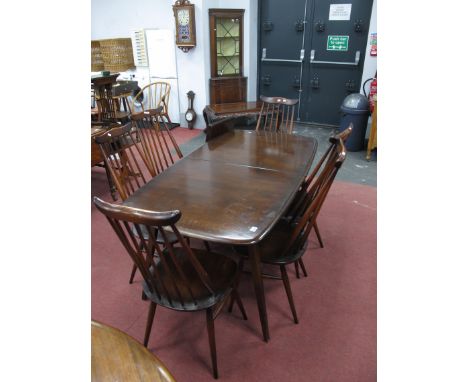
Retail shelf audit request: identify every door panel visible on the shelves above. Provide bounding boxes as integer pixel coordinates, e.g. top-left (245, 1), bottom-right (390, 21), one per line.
top-left (302, 0), bottom-right (373, 125)
top-left (258, 0), bottom-right (374, 126)
top-left (259, 0), bottom-right (307, 107)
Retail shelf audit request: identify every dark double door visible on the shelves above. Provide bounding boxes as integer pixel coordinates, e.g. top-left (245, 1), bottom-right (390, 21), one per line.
top-left (258, 0), bottom-right (374, 126)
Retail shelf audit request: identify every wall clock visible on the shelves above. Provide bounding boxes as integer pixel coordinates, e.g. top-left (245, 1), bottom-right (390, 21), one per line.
top-left (172, 0), bottom-right (196, 52)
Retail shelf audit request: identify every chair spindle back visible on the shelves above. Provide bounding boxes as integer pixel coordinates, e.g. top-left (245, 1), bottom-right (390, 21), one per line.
top-left (93, 197), bottom-right (215, 309)
top-left (283, 138), bottom-right (347, 257)
top-left (132, 82), bottom-right (171, 116)
top-left (94, 123), bottom-right (152, 201)
top-left (304, 124), bottom-right (353, 190)
top-left (255, 95), bottom-right (299, 134)
top-left (95, 85), bottom-right (117, 122)
top-left (131, 110), bottom-right (183, 177)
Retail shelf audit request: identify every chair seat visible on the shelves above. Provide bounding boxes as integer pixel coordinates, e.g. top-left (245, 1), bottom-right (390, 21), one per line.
top-left (131, 224), bottom-right (178, 244)
top-left (237, 220), bottom-right (306, 265)
top-left (143, 248), bottom-right (238, 311)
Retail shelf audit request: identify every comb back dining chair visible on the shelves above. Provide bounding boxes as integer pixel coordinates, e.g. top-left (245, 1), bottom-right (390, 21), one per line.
top-left (286, 126), bottom-right (352, 278)
top-left (129, 110), bottom-right (211, 283)
top-left (131, 109), bottom-right (183, 177)
top-left (94, 122), bottom-right (179, 283)
top-left (232, 137), bottom-right (348, 324)
top-left (94, 123), bottom-right (153, 201)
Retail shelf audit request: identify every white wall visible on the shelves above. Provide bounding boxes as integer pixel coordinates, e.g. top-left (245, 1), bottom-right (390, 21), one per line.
top-left (360, 0), bottom-right (377, 95)
top-left (359, 0), bottom-right (377, 137)
top-left (92, 0), bottom-right (258, 128)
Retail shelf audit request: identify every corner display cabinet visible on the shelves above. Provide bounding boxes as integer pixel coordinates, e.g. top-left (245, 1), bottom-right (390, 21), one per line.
top-left (209, 9), bottom-right (246, 104)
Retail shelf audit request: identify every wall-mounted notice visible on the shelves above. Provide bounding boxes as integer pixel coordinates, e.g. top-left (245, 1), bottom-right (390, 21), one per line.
top-left (370, 32), bottom-right (377, 56)
top-left (329, 4), bottom-right (352, 21)
top-left (327, 35), bottom-right (349, 51)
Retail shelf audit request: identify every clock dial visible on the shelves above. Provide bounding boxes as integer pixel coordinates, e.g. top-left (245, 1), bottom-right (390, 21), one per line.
top-left (186, 112), bottom-right (193, 121)
top-left (177, 9), bottom-right (190, 26)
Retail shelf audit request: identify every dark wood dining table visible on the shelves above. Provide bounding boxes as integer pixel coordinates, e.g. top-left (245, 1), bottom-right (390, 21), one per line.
top-left (124, 129), bottom-right (318, 341)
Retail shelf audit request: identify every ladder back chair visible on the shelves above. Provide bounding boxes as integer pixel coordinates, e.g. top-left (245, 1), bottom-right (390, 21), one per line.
top-left (255, 95), bottom-right (299, 134)
top-left (93, 197), bottom-right (248, 379)
top-left (233, 138), bottom-right (348, 324)
top-left (131, 109), bottom-right (183, 177)
top-left (94, 88), bottom-right (131, 125)
top-left (132, 82), bottom-right (172, 125)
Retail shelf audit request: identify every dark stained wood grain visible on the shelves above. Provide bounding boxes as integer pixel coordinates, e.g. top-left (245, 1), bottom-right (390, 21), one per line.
top-left (92, 320), bottom-right (176, 382)
top-left (192, 130), bottom-right (316, 173)
top-left (91, 127), bottom-right (106, 167)
top-left (209, 77), bottom-right (247, 104)
top-left (122, 129), bottom-right (317, 342)
top-left (206, 101), bottom-right (263, 117)
top-left (124, 130), bottom-right (317, 245)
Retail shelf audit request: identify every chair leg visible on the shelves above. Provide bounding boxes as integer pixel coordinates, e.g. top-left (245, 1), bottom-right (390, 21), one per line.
top-left (228, 258), bottom-right (244, 313)
top-left (298, 257), bottom-right (308, 277)
top-left (230, 289), bottom-right (248, 320)
top-left (227, 294), bottom-right (235, 313)
top-left (129, 264), bottom-right (137, 284)
top-left (280, 265), bottom-right (299, 324)
top-left (313, 221), bottom-right (324, 248)
top-left (206, 308), bottom-right (219, 379)
top-left (143, 302), bottom-right (157, 347)
top-left (164, 112), bottom-right (173, 127)
top-left (294, 261), bottom-right (300, 279)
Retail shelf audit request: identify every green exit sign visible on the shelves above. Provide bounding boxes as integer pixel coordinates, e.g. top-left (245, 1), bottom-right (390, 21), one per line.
top-left (327, 35), bottom-right (349, 51)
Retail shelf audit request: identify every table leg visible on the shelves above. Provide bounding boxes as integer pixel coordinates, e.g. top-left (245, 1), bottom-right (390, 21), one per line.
top-left (248, 244), bottom-right (270, 342)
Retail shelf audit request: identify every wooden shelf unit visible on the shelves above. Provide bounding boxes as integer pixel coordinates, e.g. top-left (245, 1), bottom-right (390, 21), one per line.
top-left (209, 8), bottom-right (246, 104)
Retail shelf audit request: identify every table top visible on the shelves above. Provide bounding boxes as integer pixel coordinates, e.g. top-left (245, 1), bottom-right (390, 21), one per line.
top-left (92, 321), bottom-right (176, 382)
top-left (206, 101), bottom-right (263, 116)
top-left (124, 130), bottom-right (317, 245)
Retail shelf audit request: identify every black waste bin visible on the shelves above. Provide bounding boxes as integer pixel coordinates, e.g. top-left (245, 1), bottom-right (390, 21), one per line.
top-left (339, 93), bottom-right (370, 151)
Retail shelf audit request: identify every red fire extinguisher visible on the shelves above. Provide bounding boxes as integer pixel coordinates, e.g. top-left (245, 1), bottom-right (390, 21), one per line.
top-left (363, 73), bottom-right (377, 114)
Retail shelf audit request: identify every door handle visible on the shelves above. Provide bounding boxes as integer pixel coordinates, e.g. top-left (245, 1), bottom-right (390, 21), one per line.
top-left (310, 50), bottom-right (361, 66)
top-left (262, 48), bottom-right (305, 63)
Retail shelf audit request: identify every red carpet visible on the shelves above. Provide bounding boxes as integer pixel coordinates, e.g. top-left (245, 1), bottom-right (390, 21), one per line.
top-left (167, 125), bottom-right (202, 145)
top-left (92, 127), bottom-right (376, 381)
